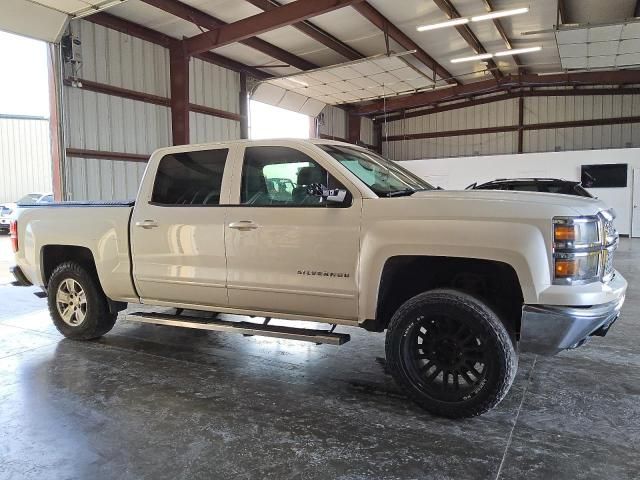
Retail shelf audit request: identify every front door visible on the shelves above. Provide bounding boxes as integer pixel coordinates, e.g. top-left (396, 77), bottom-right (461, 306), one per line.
top-left (131, 147), bottom-right (233, 307)
top-left (225, 144), bottom-right (361, 321)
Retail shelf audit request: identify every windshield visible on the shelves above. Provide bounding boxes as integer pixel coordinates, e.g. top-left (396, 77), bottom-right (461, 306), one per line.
top-left (17, 193), bottom-right (42, 204)
top-left (318, 144), bottom-right (434, 197)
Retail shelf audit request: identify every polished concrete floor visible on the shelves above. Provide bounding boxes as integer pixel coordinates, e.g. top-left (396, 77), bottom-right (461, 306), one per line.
top-left (1, 235), bottom-right (639, 479)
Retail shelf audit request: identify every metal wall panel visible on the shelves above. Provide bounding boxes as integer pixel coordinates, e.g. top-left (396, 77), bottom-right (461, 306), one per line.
top-left (383, 94), bottom-right (640, 160)
top-left (360, 116), bottom-right (376, 147)
top-left (523, 94), bottom-right (640, 153)
top-left (189, 57), bottom-right (240, 114)
top-left (63, 20), bottom-right (241, 200)
top-left (0, 117), bottom-right (52, 203)
top-left (318, 105), bottom-right (347, 139)
top-left (189, 112), bottom-right (241, 145)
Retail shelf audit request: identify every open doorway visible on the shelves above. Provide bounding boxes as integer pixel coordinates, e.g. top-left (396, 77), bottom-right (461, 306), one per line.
top-left (249, 100), bottom-right (310, 140)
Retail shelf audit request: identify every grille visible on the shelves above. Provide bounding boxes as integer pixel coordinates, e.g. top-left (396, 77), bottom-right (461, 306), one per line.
top-left (603, 249), bottom-right (615, 280)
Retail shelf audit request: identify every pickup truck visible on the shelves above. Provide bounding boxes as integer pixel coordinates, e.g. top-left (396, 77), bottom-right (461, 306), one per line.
top-left (10, 139), bottom-right (627, 418)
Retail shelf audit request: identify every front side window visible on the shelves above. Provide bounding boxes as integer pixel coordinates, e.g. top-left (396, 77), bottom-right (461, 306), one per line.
top-left (241, 146), bottom-right (350, 207)
top-left (318, 144), bottom-right (434, 197)
top-left (151, 149), bottom-right (228, 205)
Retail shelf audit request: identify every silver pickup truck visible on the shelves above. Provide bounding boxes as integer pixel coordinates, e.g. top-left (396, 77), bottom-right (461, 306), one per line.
top-left (10, 139), bottom-right (626, 418)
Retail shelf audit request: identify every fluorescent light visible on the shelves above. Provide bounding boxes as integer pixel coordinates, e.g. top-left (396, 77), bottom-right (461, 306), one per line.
top-left (417, 18), bottom-right (469, 32)
top-left (471, 7), bottom-right (529, 22)
top-left (451, 53), bottom-right (493, 63)
top-left (494, 46), bottom-right (542, 56)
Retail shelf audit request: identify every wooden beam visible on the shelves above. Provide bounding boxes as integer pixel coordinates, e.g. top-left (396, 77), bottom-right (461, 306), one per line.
top-left (352, 2), bottom-right (457, 85)
top-left (245, 0), bottom-right (364, 60)
top-left (64, 78), bottom-right (171, 107)
top-left (432, 0), bottom-right (501, 79)
top-left (384, 116), bottom-right (640, 142)
top-left (185, 0), bottom-right (365, 56)
top-left (358, 70), bottom-right (640, 114)
top-left (141, 0), bottom-right (317, 71)
top-left (66, 148), bottom-right (150, 162)
top-left (170, 45), bottom-right (190, 145)
top-left (86, 12), bottom-right (270, 78)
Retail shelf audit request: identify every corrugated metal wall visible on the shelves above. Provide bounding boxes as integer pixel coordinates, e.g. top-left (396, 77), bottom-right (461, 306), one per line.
top-left (0, 116), bottom-right (52, 203)
top-left (318, 105), bottom-right (347, 140)
top-left (383, 98), bottom-right (518, 160)
top-left (383, 92), bottom-right (640, 160)
top-left (360, 117), bottom-right (376, 148)
top-left (189, 57), bottom-right (241, 144)
top-left (63, 20), bottom-right (241, 200)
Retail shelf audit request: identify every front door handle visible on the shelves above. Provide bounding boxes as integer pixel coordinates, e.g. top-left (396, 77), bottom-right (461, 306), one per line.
top-left (228, 220), bottom-right (259, 231)
top-left (135, 220), bottom-right (159, 229)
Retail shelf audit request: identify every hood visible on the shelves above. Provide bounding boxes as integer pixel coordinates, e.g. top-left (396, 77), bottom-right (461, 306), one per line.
top-left (410, 189), bottom-right (607, 217)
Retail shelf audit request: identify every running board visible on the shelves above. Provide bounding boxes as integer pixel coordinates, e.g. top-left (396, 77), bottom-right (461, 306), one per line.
top-left (125, 312), bottom-right (350, 345)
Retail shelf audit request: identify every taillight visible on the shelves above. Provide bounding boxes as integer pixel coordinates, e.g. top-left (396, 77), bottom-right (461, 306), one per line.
top-left (9, 220), bottom-right (18, 252)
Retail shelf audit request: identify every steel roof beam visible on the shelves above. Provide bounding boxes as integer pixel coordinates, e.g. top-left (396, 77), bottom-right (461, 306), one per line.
top-left (141, 0), bottom-right (317, 71)
top-left (184, 0), bottom-right (365, 57)
top-left (432, 0), bottom-right (501, 79)
top-left (352, 2), bottom-right (457, 85)
top-left (245, 0), bottom-right (364, 61)
top-left (357, 70), bottom-right (640, 114)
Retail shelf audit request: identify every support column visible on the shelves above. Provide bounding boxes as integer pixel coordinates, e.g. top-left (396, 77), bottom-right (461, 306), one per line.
top-left (347, 112), bottom-right (361, 145)
top-left (47, 43), bottom-right (64, 201)
top-left (170, 45), bottom-right (190, 145)
top-left (239, 72), bottom-right (249, 139)
top-left (517, 95), bottom-right (524, 154)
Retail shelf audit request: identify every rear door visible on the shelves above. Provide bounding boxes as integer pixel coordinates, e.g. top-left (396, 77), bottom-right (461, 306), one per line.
top-left (131, 146), bottom-right (236, 308)
top-left (224, 144), bottom-right (362, 321)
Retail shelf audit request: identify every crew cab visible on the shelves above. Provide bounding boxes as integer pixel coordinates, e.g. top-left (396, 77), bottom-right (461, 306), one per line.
top-left (10, 139), bottom-right (627, 418)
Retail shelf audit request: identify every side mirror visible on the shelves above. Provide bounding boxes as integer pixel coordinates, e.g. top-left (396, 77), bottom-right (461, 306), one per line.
top-left (323, 188), bottom-right (347, 204)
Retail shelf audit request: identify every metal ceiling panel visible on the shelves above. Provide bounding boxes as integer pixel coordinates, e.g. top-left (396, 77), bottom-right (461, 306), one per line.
top-left (252, 52), bottom-right (433, 115)
top-left (0, 0), bottom-right (69, 42)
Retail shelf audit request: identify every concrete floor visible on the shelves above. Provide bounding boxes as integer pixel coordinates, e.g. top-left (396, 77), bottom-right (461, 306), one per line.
top-left (1, 234), bottom-right (639, 480)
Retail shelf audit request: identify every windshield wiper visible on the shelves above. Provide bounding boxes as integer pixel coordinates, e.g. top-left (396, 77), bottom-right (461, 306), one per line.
top-left (385, 189), bottom-right (416, 197)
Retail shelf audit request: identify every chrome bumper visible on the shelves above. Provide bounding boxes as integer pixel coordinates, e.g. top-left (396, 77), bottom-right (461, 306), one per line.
top-left (519, 295), bottom-right (625, 355)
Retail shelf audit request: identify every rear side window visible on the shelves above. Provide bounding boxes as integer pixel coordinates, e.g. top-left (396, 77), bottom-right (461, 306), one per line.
top-left (151, 149), bottom-right (228, 205)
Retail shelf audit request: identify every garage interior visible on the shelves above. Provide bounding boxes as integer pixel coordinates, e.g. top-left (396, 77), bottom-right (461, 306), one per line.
top-left (1, 0), bottom-right (640, 478)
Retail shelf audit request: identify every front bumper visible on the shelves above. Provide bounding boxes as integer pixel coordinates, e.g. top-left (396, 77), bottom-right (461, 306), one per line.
top-left (520, 293), bottom-right (625, 355)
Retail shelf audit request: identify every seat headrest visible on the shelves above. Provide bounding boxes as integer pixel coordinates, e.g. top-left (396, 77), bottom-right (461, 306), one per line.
top-left (297, 166), bottom-right (324, 185)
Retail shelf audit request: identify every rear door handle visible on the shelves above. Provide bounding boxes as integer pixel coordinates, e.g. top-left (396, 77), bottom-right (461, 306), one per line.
top-left (228, 220), bottom-right (259, 231)
top-left (135, 220), bottom-right (159, 229)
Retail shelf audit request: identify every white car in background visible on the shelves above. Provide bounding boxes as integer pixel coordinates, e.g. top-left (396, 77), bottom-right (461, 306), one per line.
top-left (1, 193), bottom-right (54, 234)
top-left (0, 204), bottom-right (13, 234)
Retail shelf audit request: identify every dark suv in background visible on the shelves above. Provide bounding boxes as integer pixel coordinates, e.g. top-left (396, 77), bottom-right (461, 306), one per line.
top-left (466, 178), bottom-right (595, 198)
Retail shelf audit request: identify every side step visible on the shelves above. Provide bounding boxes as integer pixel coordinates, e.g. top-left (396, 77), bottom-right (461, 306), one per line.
top-left (125, 312), bottom-right (350, 345)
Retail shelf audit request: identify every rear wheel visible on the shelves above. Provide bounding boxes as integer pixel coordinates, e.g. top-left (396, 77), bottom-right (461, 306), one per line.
top-left (385, 289), bottom-right (517, 418)
top-left (47, 262), bottom-right (117, 340)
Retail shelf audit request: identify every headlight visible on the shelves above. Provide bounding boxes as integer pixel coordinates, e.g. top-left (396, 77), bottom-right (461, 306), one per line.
top-left (552, 212), bottom-right (618, 285)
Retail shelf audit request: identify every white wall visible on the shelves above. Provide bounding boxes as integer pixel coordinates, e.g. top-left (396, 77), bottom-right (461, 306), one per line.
top-left (402, 148), bottom-right (640, 235)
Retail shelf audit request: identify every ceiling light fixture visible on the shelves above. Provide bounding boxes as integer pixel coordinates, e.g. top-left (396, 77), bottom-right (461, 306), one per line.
top-left (494, 46), bottom-right (542, 56)
top-left (450, 53), bottom-right (494, 63)
top-left (471, 7), bottom-right (529, 22)
top-left (416, 18), bottom-right (469, 32)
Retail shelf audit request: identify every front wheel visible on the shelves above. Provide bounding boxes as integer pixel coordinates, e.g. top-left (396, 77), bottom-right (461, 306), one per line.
top-left (47, 261), bottom-right (117, 340)
top-left (385, 289), bottom-right (517, 418)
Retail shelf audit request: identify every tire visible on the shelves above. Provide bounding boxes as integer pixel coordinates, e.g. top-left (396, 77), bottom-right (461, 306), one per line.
top-left (385, 289), bottom-right (517, 418)
top-left (47, 261), bottom-right (117, 340)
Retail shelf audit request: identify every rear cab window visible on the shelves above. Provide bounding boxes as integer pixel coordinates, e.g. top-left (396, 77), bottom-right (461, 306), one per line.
top-left (151, 149), bottom-right (229, 206)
